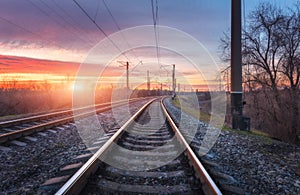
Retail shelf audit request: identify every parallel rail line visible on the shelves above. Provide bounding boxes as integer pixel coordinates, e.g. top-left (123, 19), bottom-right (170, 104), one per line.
top-left (0, 98), bottom-right (148, 144)
top-left (56, 98), bottom-right (221, 194)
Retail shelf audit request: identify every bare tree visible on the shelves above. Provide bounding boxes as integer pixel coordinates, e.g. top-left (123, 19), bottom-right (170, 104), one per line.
top-left (278, 4), bottom-right (300, 143)
top-left (242, 3), bottom-right (285, 90)
top-left (220, 2), bottom-right (300, 144)
top-left (279, 4), bottom-right (300, 90)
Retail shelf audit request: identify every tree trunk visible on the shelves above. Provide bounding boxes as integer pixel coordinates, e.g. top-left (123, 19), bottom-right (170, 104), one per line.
top-left (291, 89), bottom-right (300, 144)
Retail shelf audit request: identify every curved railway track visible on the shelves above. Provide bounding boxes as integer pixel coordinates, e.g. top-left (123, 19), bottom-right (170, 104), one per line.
top-left (56, 98), bottom-right (221, 195)
top-left (0, 98), bottom-right (147, 144)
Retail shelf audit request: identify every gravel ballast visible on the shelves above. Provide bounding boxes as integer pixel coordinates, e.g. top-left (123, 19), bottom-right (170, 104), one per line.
top-left (1, 97), bottom-right (299, 194)
top-left (0, 99), bottom-right (151, 194)
top-left (164, 97), bottom-right (300, 194)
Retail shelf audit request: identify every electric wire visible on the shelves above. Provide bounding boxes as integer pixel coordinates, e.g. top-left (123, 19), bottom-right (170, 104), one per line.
top-left (52, 0), bottom-right (99, 44)
top-left (0, 16), bottom-right (43, 40)
top-left (102, 0), bottom-right (141, 64)
top-left (27, 0), bottom-right (91, 47)
top-left (151, 0), bottom-right (168, 76)
top-left (73, 0), bottom-right (130, 62)
top-left (151, 0), bottom-right (160, 65)
top-left (94, 0), bottom-right (100, 21)
top-left (39, 0), bottom-right (95, 46)
top-left (0, 15), bottom-right (71, 51)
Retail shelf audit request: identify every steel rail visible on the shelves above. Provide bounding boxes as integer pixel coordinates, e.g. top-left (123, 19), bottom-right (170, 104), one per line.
top-left (55, 98), bottom-right (156, 195)
top-left (0, 98), bottom-right (143, 128)
top-left (0, 98), bottom-right (147, 143)
top-left (161, 98), bottom-right (222, 195)
top-left (56, 97), bottom-right (221, 195)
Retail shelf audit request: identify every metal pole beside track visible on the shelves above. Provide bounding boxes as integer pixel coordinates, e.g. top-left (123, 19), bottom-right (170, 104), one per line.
top-left (231, 0), bottom-right (243, 129)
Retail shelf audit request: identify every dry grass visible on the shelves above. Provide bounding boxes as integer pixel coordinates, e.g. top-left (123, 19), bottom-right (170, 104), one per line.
top-left (171, 94), bottom-right (291, 143)
top-left (171, 96), bottom-right (211, 123)
top-left (243, 89), bottom-right (300, 144)
top-left (0, 88), bottom-right (154, 121)
top-left (0, 89), bottom-right (72, 117)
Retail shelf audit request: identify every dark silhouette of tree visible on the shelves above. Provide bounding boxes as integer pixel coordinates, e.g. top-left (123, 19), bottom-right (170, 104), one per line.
top-left (279, 4), bottom-right (300, 90)
top-left (243, 3), bottom-right (284, 90)
top-left (220, 2), bottom-right (300, 144)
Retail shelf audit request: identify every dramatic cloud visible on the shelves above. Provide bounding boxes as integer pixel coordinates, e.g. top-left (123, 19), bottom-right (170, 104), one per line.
top-left (0, 0), bottom-right (231, 61)
top-left (0, 0), bottom-right (296, 89)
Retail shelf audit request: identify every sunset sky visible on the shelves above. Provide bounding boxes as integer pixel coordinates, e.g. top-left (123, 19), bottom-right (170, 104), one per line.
top-left (0, 0), bottom-right (296, 90)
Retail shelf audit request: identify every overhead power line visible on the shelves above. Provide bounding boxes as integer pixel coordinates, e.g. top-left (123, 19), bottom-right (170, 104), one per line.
top-left (52, 0), bottom-right (98, 44)
top-left (27, 0), bottom-right (90, 47)
top-left (102, 0), bottom-right (122, 31)
top-left (0, 15), bottom-right (68, 50)
top-left (39, 0), bottom-right (94, 46)
top-left (102, 0), bottom-right (140, 63)
top-left (151, 0), bottom-right (165, 73)
top-left (94, 0), bottom-right (100, 21)
top-left (73, 0), bottom-right (130, 61)
top-left (151, 0), bottom-right (158, 25)
top-left (0, 16), bottom-right (42, 39)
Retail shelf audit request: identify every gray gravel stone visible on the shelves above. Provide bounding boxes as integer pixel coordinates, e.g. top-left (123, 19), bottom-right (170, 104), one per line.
top-left (164, 97), bottom-right (300, 194)
top-left (0, 99), bottom-right (151, 194)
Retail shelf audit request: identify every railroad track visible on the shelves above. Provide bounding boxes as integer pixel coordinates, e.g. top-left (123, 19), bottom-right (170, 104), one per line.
top-left (0, 98), bottom-right (147, 144)
top-left (56, 98), bottom-right (221, 194)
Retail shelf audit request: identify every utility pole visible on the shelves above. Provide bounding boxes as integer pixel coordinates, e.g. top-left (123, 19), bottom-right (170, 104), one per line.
top-left (172, 64), bottom-right (176, 99)
top-left (231, 0), bottom-right (243, 129)
top-left (126, 61), bottom-right (129, 89)
top-left (174, 78), bottom-right (176, 92)
top-left (147, 70), bottom-right (150, 91)
top-left (118, 61), bottom-right (129, 89)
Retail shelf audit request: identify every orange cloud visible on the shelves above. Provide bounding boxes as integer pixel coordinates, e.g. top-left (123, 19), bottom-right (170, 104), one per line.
top-left (0, 54), bottom-right (79, 75)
